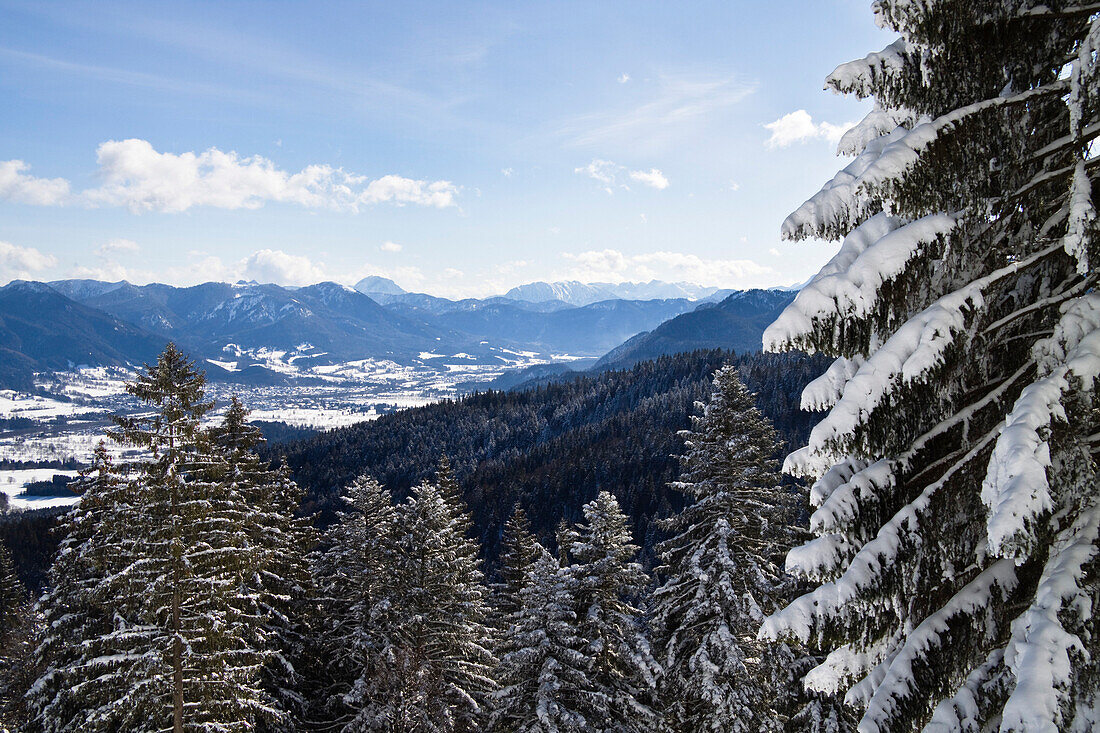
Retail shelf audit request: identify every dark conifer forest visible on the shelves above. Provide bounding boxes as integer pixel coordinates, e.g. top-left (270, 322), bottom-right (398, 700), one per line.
top-left (273, 349), bottom-right (827, 566)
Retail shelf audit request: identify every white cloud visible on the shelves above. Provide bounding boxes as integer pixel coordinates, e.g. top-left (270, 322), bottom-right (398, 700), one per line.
top-left (0, 139), bottom-right (460, 213)
top-left (380, 241), bottom-right (403, 253)
top-left (729, 181), bottom-right (740, 191)
top-left (357, 174), bottom-right (459, 209)
top-left (768, 247), bottom-right (781, 256)
top-left (240, 249), bottom-right (328, 286)
top-left (764, 110), bottom-right (853, 148)
top-left (0, 241), bottom-right (58, 283)
top-left (95, 238), bottom-right (141, 256)
top-left (561, 248), bottom-right (772, 287)
top-left (575, 159), bottom-right (669, 193)
top-left (617, 73), bottom-right (631, 84)
top-left (574, 159), bottom-right (617, 186)
top-left (628, 168), bottom-right (669, 190)
top-left (68, 262), bottom-right (139, 283)
top-left (0, 160), bottom-right (71, 206)
top-left (501, 167), bottom-right (513, 177)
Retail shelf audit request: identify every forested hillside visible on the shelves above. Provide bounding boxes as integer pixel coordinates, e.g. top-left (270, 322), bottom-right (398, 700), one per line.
top-left (275, 348), bottom-right (827, 564)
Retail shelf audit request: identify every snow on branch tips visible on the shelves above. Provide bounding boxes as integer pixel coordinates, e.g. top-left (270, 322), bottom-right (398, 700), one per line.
top-left (809, 459), bottom-right (894, 536)
top-left (764, 433), bottom-right (997, 648)
top-left (826, 38), bottom-right (911, 100)
top-left (803, 639), bottom-right (894, 698)
top-left (801, 356), bottom-right (865, 412)
top-left (768, 212), bottom-right (958, 355)
top-left (1064, 162), bottom-right (1096, 275)
top-left (780, 132), bottom-right (908, 242)
top-left (837, 104), bottom-right (921, 157)
top-left (1000, 499), bottom-right (1100, 733)
top-left (767, 213), bottom-right (907, 349)
top-left (859, 560), bottom-right (1020, 733)
top-left (804, 285), bottom-right (980, 454)
top-left (782, 83), bottom-right (1067, 243)
top-left (982, 293), bottom-right (1100, 561)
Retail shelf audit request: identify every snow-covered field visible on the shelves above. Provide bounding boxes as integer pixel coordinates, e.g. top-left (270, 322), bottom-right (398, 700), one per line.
top-left (1, 352), bottom-right (567, 466)
top-left (0, 469), bottom-right (81, 510)
top-left (0, 390), bottom-right (106, 420)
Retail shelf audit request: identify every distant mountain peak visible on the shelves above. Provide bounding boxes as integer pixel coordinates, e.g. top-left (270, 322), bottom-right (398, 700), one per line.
top-left (354, 275), bottom-right (407, 296)
top-left (503, 280), bottom-right (722, 306)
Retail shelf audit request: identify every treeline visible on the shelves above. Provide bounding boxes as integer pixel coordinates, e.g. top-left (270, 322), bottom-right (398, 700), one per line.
top-left (275, 349), bottom-right (828, 566)
top-left (0, 344), bottom-right (850, 732)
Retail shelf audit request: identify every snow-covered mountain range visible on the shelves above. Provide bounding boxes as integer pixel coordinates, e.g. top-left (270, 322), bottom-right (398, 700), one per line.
top-left (501, 280), bottom-right (732, 306)
top-left (0, 277), bottom-right (796, 391)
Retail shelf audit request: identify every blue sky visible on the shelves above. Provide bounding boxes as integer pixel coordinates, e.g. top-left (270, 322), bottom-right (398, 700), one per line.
top-left (0, 1), bottom-right (893, 297)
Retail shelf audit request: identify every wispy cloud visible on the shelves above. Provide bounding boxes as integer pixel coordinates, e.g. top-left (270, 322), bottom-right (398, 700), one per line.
top-left (83, 11), bottom-right (466, 118)
top-left (380, 241), bottom-right (403, 253)
top-left (95, 238), bottom-right (141, 256)
top-left (560, 248), bottom-right (771, 287)
top-left (0, 47), bottom-right (265, 104)
top-left (617, 73), bottom-right (631, 84)
top-left (574, 159), bottom-right (669, 193)
top-left (0, 140), bottom-right (461, 213)
top-left (764, 110), bottom-right (854, 148)
top-left (556, 72), bottom-right (756, 151)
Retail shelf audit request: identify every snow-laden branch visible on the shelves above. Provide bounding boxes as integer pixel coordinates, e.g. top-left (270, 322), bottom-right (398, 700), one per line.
top-left (782, 82), bottom-right (1068, 241)
top-left (858, 560), bottom-right (1020, 733)
top-left (802, 356), bottom-right (866, 412)
top-left (982, 293), bottom-right (1100, 560)
top-left (827, 38), bottom-right (911, 100)
top-left (1001, 498), bottom-right (1100, 733)
top-left (761, 424), bottom-right (999, 645)
top-left (803, 241), bottom-right (1065, 458)
top-left (768, 212), bottom-right (958, 352)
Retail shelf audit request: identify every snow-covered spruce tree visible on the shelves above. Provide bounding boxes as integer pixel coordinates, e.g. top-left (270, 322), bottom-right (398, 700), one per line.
top-left (28, 440), bottom-right (134, 731)
top-left (652, 365), bottom-right (848, 732)
top-left (760, 4), bottom-right (1100, 731)
top-left (389, 467), bottom-right (497, 732)
top-left (209, 396), bottom-right (317, 727)
top-left (311, 474), bottom-right (402, 730)
top-left (0, 541), bottom-right (23, 641)
top-left (490, 544), bottom-right (601, 732)
top-left (566, 491), bottom-right (660, 732)
top-left (493, 506), bottom-right (543, 627)
top-left (0, 536), bottom-right (29, 729)
top-left (31, 345), bottom-right (279, 731)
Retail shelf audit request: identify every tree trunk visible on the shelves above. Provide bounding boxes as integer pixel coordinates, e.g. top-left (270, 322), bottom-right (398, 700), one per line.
top-left (173, 582), bottom-right (183, 733)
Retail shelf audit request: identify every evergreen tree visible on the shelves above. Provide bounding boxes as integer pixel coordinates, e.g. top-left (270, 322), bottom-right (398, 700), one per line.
top-left (27, 440), bottom-right (132, 731)
top-left (0, 599), bottom-right (37, 731)
top-left (389, 467), bottom-right (497, 732)
top-left (209, 396), bottom-right (317, 727)
top-left (30, 345), bottom-right (279, 731)
top-left (652, 365), bottom-right (847, 732)
top-left (490, 545), bottom-right (600, 733)
top-left (0, 537), bottom-right (29, 730)
top-left (311, 474), bottom-right (401, 731)
top-left (493, 506), bottom-right (542, 626)
top-left (761, 4), bottom-right (1100, 731)
top-left (0, 543), bottom-right (24, 639)
top-left (566, 491), bottom-right (659, 732)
